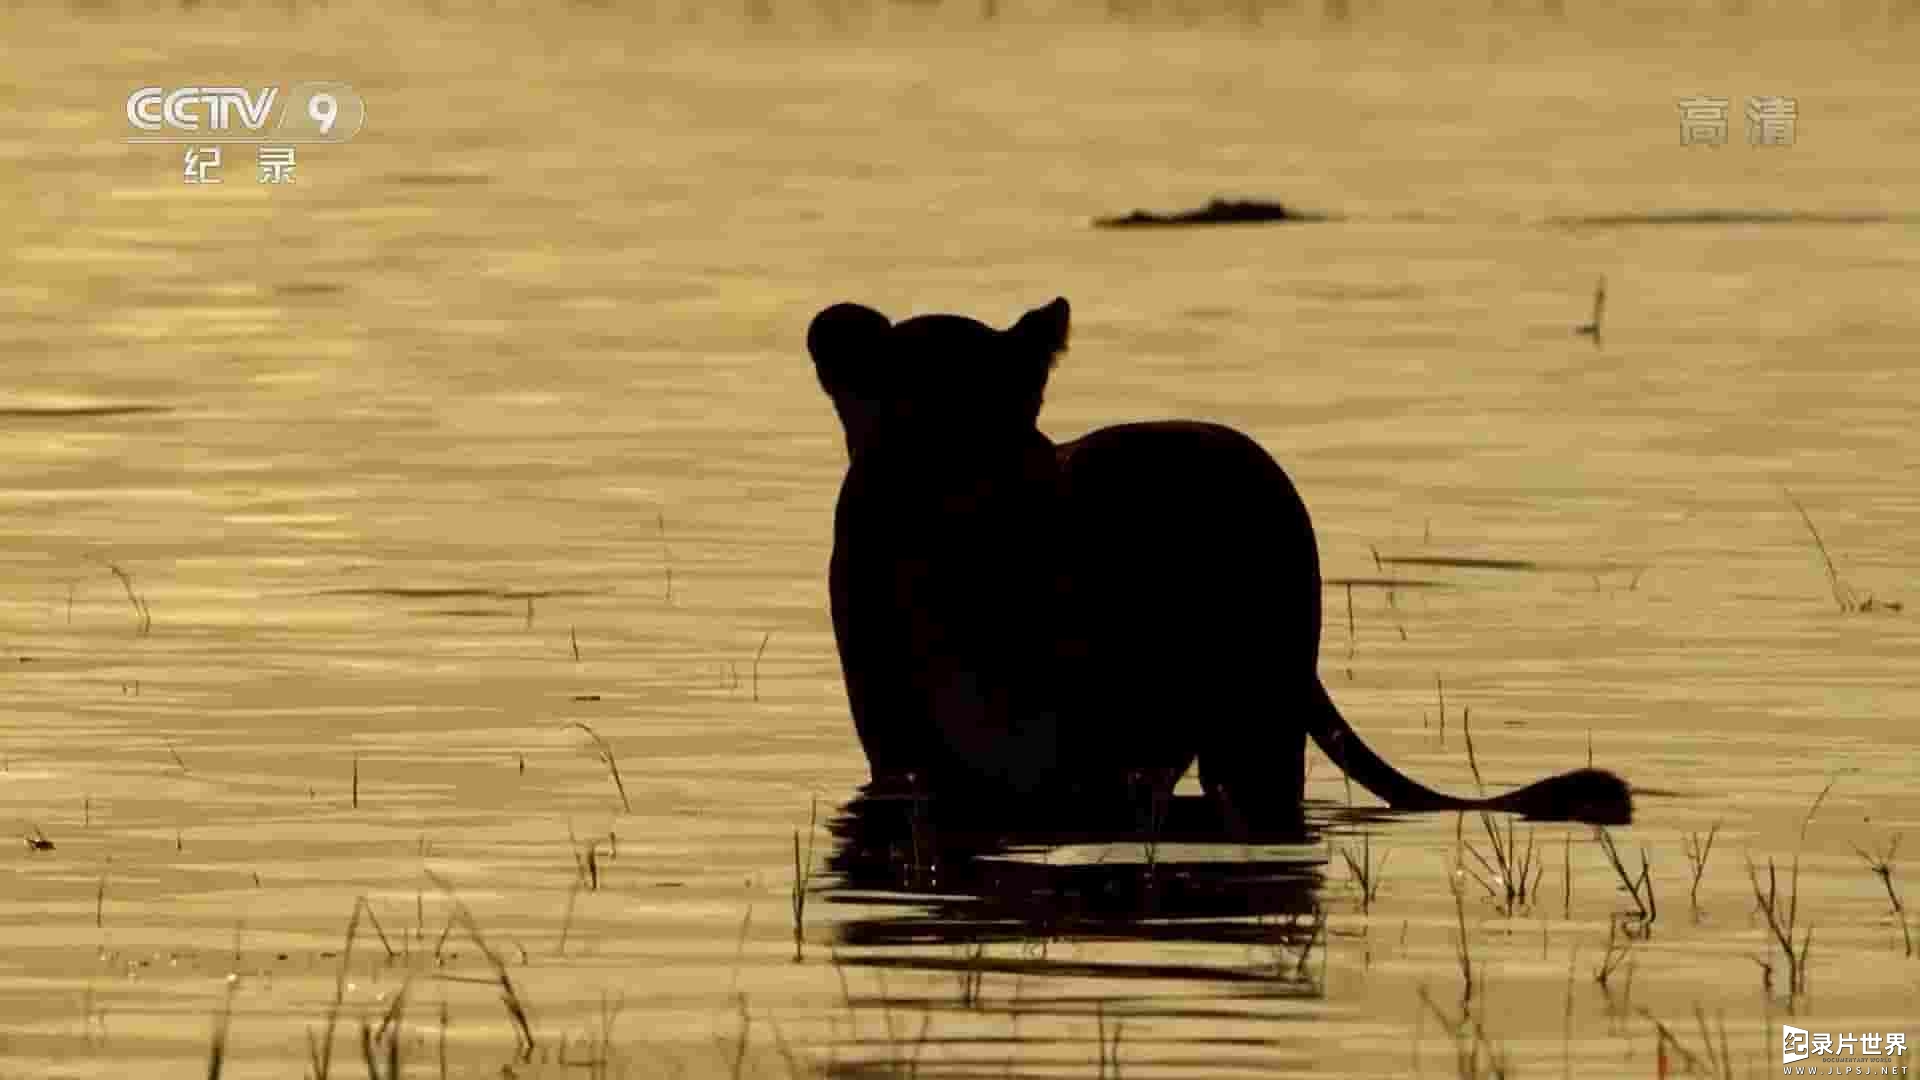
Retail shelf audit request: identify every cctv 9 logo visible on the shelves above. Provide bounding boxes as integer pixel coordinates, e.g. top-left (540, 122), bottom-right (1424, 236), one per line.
top-left (125, 82), bottom-right (366, 143)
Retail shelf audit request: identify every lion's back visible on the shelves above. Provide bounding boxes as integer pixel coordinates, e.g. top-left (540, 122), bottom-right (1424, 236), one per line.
top-left (1054, 420), bottom-right (1325, 680)
top-left (1056, 420), bottom-right (1317, 565)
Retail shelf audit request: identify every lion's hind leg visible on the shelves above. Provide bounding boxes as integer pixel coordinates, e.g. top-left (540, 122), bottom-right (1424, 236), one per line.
top-left (1196, 702), bottom-right (1308, 838)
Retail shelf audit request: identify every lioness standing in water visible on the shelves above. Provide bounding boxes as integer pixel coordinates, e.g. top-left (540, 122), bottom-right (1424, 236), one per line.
top-left (809, 297), bottom-right (1631, 832)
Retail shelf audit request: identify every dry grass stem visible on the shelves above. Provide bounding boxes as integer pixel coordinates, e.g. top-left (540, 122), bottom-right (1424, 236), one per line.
top-left (1852, 834), bottom-right (1913, 957)
top-left (1593, 827), bottom-right (1656, 934)
top-left (569, 720), bottom-right (631, 813)
top-left (1683, 821), bottom-right (1722, 915)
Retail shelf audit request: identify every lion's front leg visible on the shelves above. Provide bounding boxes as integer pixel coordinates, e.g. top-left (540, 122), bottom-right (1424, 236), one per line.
top-left (830, 541), bottom-right (929, 785)
top-left (920, 664), bottom-right (1062, 798)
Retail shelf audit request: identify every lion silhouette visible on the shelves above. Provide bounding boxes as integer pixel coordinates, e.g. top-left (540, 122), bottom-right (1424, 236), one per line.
top-left (808, 297), bottom-right (1632, 831)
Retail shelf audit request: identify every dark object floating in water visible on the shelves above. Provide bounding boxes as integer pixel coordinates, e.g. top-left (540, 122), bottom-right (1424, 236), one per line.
top-left (1379, 554), bottom-right (1540, 571)
top-left (1094, 198), bottom-right (1332, 228)
top-left (1324, 577), bottom-right (1452, 590)
top-left (1376, 554), bottom-right (1652, 576)
top-left (386, 172), bottom-right (490, 186)
top-left (0, 404), bottom-right (169, 419)
top-left (572, 694), bottom-right (602, 702)
top-left (1552, 210), bottom-right (1909, 227)
top-left (317, 586), bottom-right (597, 600)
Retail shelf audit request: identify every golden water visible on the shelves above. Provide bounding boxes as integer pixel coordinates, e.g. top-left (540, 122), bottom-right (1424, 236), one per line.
top-left (2, 4), bottom-right (1917, 1075)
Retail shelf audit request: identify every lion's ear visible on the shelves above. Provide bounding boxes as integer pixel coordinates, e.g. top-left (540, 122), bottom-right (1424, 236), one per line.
top-left (808, 302), bottom-right (892, 399)
top-left (1007, 297), bottom-right (1070, 366)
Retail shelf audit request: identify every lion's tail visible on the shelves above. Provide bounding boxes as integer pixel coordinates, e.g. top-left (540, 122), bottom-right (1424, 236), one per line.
top-left (1305, 680), bottom-right (1635, 824)
top-left (1304, 680), bottom-right (1476, 812)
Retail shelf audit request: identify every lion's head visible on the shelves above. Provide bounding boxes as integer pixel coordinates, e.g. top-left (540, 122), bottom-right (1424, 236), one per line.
top-left (807, 298), bottom-right (1071, 462)
top-left (809, 299), bottom-right (1077, 798)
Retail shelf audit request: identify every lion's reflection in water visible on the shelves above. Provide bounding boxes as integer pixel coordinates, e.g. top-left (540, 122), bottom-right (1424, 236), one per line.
top-left (815, 786), bottom-right (1399, 1076)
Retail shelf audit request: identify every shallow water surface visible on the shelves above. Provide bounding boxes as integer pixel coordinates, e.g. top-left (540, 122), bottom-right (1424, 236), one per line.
top-left (1, 5), bottom-right (1917, 1076)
